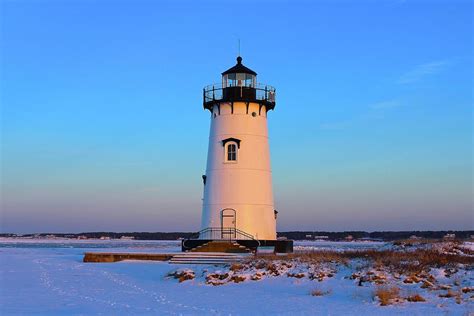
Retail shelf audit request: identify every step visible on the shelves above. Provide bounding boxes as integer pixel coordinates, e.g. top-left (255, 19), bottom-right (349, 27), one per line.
top-left (188, 241), bottom-right (253, 253)
top-left (175, 253), bottom-right (245, 257)
top-left (169, 261), bottom-right (235, 265)
top-left (170, 254), bottom-right (247, 259)
top-left (171, 256), bottom-right (240, 260)
top-left (169, 260), bottom-right (237, 264)
top-left (170, 258), bottom-right (238, 262)
top-left (169, 252), bottom-right (249, 265)
top-left (170, 258), bottom-right (237, 262)
top-left (180, 252), bottom-right (244, 255)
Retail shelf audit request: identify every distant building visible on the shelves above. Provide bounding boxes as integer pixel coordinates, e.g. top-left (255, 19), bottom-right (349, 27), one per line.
top-left (100, 236), bottom-right (111, 240)
top-left (305, 234), bottom-right (313, 239)
top-left (345, 235), bottom-right (354, 241)
top-left (359, 237), bottom-right (384, 242)
top-left (77, 235), bottom-right (88, 240)
top-left (120, 236), bottom-right (135, 240)
top-left (314, 236), bottom-right (329, 240)
top-left (443, 233), bottom-right (456, 240)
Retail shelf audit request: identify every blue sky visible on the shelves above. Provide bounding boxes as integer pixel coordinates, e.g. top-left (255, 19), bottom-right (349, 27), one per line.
top-left (1, 0), bottom-right (472, 233)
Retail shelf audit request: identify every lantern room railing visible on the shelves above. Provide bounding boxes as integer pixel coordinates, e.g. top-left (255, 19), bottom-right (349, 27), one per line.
top-left (203, 83), bottom-right (276, 111)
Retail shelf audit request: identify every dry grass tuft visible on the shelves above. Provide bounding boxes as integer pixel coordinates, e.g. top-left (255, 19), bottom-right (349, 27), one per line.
top-left (438, 289), bottom-right (462, 304)
top-left (439, 290), bottom-right (456, 298)
top-left (406, 294), bottom-right (426, 302)
top-left (229, 263), bottom-right (243, 272)
top-left (311, 289), bottom-right (331, 297)
top-left (374, 286), bottom-right (400, 306)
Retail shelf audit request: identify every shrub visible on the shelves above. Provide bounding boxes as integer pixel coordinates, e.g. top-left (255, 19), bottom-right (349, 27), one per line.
top-left (375, 286), bottom-right (400, 306)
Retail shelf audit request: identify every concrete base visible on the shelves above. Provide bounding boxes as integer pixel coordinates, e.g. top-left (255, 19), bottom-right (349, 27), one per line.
top-left (182, 239), bottom-right (293, 253)
top-left (83, 252), bottom-right (173, 263)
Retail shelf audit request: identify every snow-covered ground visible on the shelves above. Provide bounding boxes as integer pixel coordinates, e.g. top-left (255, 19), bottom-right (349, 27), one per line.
top-left (295, 240), bottom-right (388, 251)
top-left (0, 238), bottom-right (472, 315)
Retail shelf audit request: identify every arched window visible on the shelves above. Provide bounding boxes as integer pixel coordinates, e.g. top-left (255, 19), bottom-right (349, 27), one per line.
top-left (222, 137), bottom-right (240, 163)
top-left (226, 143), bottom-right (237, 162)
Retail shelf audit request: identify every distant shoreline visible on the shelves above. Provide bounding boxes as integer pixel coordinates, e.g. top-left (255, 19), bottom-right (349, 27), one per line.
top-left (1, 230), bottom-right (473, 241)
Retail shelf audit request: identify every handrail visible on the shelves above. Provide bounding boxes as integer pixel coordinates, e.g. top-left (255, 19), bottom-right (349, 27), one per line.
top-left (190, 227), bottom-right (261, 247)
top-left (203, 82), bottom-right (276, 107)
top-left (204, 83), bottom-right (275, 91)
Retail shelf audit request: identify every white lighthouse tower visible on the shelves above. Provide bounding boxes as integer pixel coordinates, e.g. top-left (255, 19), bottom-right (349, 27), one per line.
top-left (201, 56), bottom-right (276, 240)
top-left (181, 57), bottom-right (291, 253)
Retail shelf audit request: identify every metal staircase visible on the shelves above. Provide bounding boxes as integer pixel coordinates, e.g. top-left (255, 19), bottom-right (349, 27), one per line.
top-left (194, 227), bottom-right (258, 242)
top-left (181, 227), bottom-right (261, 253)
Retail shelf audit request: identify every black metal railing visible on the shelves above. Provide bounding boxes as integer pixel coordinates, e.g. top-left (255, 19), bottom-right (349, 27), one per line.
top-left (189, 227), bottom-right (258, 244)
top-left (203, 83), bottom-right (276, 109)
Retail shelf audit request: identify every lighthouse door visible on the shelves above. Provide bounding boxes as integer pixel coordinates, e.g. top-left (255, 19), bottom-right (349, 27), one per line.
top-left (221, 208), bottom-right (236, 239)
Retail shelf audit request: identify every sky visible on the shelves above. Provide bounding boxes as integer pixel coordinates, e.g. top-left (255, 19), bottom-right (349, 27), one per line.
top-left (1, 0), bottom-right (472, 233)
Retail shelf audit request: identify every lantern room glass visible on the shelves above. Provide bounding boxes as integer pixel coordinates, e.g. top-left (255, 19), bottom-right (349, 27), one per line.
top-left (222, 73), bottom-right (256, 88)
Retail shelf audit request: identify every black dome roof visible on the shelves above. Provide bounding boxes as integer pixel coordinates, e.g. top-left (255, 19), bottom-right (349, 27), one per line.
top-left (222, 56), bottom-right (257, 76)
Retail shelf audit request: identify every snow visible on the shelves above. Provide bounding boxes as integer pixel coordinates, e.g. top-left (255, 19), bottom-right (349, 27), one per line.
top-left (294, 240), bottom-right (388, 252)
top-left (0, 238), bottom-right (182, 252)
top-left (461, 241), bottom-right (474, 252)
top-left (0, 239), bottom-right (472, 315)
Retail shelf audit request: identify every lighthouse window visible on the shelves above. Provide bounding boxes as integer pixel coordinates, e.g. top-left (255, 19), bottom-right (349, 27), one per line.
top-left (223, 73), bottom-right (255, 88)
top-left (226, 143), bottom-right (237, 162)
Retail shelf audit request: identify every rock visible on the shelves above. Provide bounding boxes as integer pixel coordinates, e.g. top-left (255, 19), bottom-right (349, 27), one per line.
top-left (287, 272), bottom-right (305, 279)
top-left (231, 275), bottom-right (246, 283)
top-left (206, 272), bottom-right (229, 281)
top-left (266, 263), bottom-right (280, 276)
top-left (168, 269), bottom-right (195, 283)
top-left (462, 287), bottom-right (473, 293)
top-left (251, 273), bottom-right (263, 281)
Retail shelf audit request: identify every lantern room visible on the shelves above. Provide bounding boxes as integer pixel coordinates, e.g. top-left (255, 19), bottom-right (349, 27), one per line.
top-left (222, 56), bottom-right (257, 88)
top-left (203, 56), bottom-right (276, 112)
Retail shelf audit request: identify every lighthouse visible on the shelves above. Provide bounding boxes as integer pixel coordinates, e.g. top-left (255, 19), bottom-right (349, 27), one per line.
top-left (183, 57), bottom-right (292, 253)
